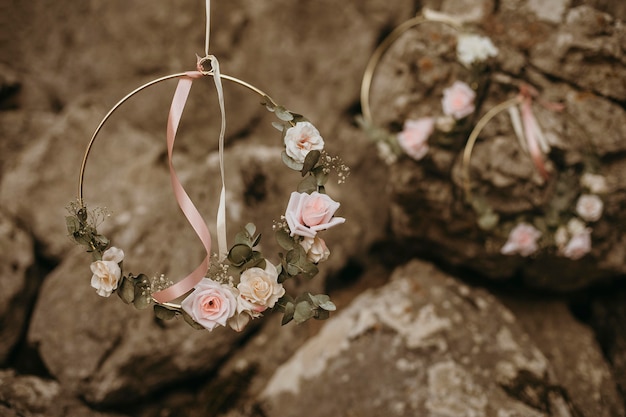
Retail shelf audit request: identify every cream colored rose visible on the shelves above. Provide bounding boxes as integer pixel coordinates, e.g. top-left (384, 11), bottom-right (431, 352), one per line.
top-left (237, 262), bottom-right (285, 316)
top-left (90, 247), bottom-right (124, 297)
top-left (284, 121), bottom-right (325, 163)
top-left (300, 236), bottom-right (330, 263)
top-left (580, 173), bottom-right (608, 194)
top-left (575, 194), bottom-right (603, 222)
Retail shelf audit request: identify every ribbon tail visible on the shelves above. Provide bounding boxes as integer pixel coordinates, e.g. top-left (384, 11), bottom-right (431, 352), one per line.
top-left (152, 74), bottom-right (212, 304)
top-left (209, 55), bottom-right (229, 261)
top-left (508, 104), bottom-right (527, 153)
top-left (521, 98), bottom-right (549, 180)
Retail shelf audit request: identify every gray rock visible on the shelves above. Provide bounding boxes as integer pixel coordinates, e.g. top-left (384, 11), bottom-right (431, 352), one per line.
top-left (0, 369), bottom-right (126, 417)
top-left (530, 6), bottom-right (626, 101)
top-left (0, 209), bottom-right (34, 364)
top-left (260, 260), bottom-right (602, 417)
top-left (501, 297), bottom-right (625, 417)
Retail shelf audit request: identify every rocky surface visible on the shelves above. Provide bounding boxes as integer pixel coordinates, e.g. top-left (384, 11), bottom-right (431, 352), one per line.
top-left (260, 260), bottom-right (624, 417)
top-left (0, 0), bottom-right (625, 416)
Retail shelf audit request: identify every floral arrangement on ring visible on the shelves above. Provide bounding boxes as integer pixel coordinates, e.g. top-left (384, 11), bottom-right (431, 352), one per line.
top-left (461, 81), bottom-right (607, 261)
top-left (67, 95), bottom-right (350, 332)
top-left (358, 10), bottom-right (499, 164)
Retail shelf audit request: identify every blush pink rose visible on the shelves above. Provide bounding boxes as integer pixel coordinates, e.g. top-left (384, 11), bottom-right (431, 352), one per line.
top-left (500, 223), bottom-right (542, 257)
top-left (442, 81), bottom-right (476, 120)
top-left (562, 229), bottom-right (592, 260)
top-left (397, 117), bottom-right (435, 161)
top-left (285, 191), bottom-right (345, 238)
top-left (182, 278), bottom-right (238, 331)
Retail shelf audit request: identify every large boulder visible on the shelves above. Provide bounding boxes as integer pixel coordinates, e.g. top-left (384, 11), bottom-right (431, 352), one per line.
top-left (259, 260), bottom-right (623, 417)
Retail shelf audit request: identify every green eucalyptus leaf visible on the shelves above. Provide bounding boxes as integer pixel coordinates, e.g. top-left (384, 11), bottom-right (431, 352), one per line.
top-left (312, 166), bottom-right (329, 186)
top-left (477, 211), bottom-right (499, 231)
top-left (310, 294), bottom-right (336, 311)
top-left (275, 106), bottom-right (294, 122)
top-left (66, 216), bottom-right (81, 235)
top-left (286, 264), bottom-right (301, 276)
top-left (297, 175), bottom-right (318, 194)
top-left (234, 230), bottom-right (251, 246)
top-left (300, 262), bottom-right (319, 279)
top-left (281, 301), bottom-right (295, 326)
top-left (132, 291), bottom-right (151, 310)
top-left (228, 244), bottom-right (253, 266)
top-left (271, 121), bottom-right (285, 131)
top-left (314, 309), bottom-right (330, 320)
top-left (262, 96), bottom-right (276, 112)
top-left (182, 310), bottom-right (206, 330)
top-left (117, 276), bottom-right (135, 304)
top-left (301, 150), bottom-right (321, 176)
top-left (282, 151), bottom-right (304, 171)
top-left (251, 233), bottom-right (262, 247)
top-left (294, 301), bottom-right (315, 324)
top-left (275, 228), bottom-right (296, 250)
top-left (154, 305), bottom-right (177, 321)
top-left (245, 223), bottom-right (256, 237)
top-left (77, 207), bottom-right (88, 222)
top-left (241, 256), bottom-right (266, 271)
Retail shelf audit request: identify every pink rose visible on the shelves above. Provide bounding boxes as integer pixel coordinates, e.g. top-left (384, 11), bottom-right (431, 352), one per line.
top-left (500, 223), bottom-right (542, 257)
top-left (285, 191), bottom-right (345, 238)
top-left (575, 194), bottom-right (603, 222)
top-left (90, 247), bottom-right (124, 297)
top-left (562, 229), bottom-right (592, 260)
top-left (182, 278), bottom-right (238, 331)
top-left (442, 81), bottom-right (476, 120)
top-left (397, 117), bottom-right (435, 161)
top-left (284, 121), bottom-right (325, 163)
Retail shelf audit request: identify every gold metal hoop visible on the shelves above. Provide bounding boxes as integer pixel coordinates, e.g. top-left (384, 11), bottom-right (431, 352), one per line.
top-left (77, 71), bottom-right (278, 204)
top-left (359, 14), bottom-right (462, 126)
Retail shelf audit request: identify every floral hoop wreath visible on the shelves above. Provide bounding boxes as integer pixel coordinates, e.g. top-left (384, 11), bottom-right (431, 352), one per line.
top-left (460, 80), bottom-right (606, 260)
top-left (66, 52), bottom-right (349, 332)
top-left (359, 9), bottom-right (499, 164)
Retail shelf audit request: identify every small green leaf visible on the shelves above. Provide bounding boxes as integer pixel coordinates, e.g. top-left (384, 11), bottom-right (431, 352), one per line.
top-left (117, 276), bottom-right (135, 304)
top-left (262, 96), bottom-right (276, 112)
top-left (310, 294), bottom-right (336, 311)
top-left (297, 175), bottom-right (318, 194)
top-left (314, 309), bottom-right (330, 320)
top-left (275, 106), bottom-right (294, 122)
top-left (312, 166), bottom-right (329, 186)
top-left (228, 244), bottom-right (253, 266)
top-left (154, 305), bottom-right (176, 321)
top-left (282, 151), bottom-right (304, 171)
top-left (477, 211), bottom-right (499, 231)
top-left (281, 302), bottom-right (295, 325)
top-left (182, 310), bottom-right (206, 330)
top-left (275, 228), bottom-right (296, 250)
top-left (301, 150), bottom-right (321, 176)
top-left (77, 207), bottom-right (88, 222)
top-left (66, 216), bottom-right (80, 235)
top-left (299, 262), bottom-right (319, 279)
top-left (294, 301), bottom-right (315, 323)
top-left (271, 122), bottom-right (285, 131)
top-left (244, 223), bottom-right (256, 237)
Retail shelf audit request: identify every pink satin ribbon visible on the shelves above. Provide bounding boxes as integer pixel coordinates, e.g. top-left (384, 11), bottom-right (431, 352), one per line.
top-left (152, 70), bottom-right (212, 304)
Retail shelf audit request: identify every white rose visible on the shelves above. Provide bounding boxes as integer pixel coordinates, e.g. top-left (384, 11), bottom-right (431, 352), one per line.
top-left (580, 173), bottom-right (608, 194)
top-left (456, 34), bottom-right (499, 67)
top-left (567, 217), bottom-right (587, 235)
top-left (237, 262), bottom-right (285, 315)
top-left (575, 194), bottom-right (603, 222)
top-left (561, 229), bottom-right (592, 260)
top-left (284, 121), bottom-right (325, 163)
top-left (90, 247), bottom-right (124, 297)
top-left (300, 236), bottom-right (330, 263)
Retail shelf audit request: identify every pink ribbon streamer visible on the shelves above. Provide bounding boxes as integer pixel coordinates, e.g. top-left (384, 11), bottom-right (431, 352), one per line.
top-left (152, 71), bottom-right (212, 304)
top-left (518, 84), bottom-right (551, 180)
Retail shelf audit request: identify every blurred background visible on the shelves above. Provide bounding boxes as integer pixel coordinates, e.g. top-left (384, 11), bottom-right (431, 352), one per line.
top-left (1, 0), bottom-right (625, 416)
